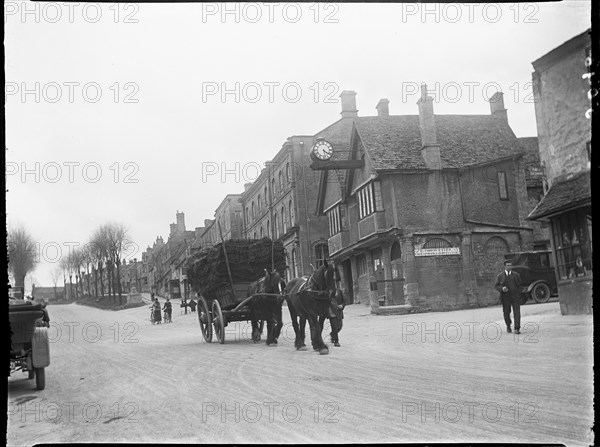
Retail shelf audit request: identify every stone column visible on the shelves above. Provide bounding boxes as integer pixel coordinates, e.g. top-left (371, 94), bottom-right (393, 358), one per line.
top-left (401, 236), bottom-right (419, 307)
top-left (460, 231), bottom-right (477, 306)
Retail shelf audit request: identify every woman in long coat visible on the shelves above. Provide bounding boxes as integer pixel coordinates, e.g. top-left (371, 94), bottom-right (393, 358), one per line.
top-left (152, 298), bottom-right (162, 324)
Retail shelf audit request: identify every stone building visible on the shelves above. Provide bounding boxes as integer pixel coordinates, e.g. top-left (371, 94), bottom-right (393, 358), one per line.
top-left (518, 137), bottom-right (551, 250)
top-left (240, 92), bottom-right (357, 280)
top-left (147, 211), bottom-right (195, 297)
top-left (314, 85), bottom-right (536, 313)
top-left (528, 29), bottom-right (592, 315)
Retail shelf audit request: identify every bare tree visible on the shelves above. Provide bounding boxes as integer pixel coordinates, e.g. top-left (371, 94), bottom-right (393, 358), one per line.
top-left (90, 227), bottom-right (110, 300)
top-left (81, 244), bottom-right (93, 297)
top-left (104, 222), bottom-right (131, 305)
top-left (8, 225), bottom-right (38, 298)
top-left (50, 268), bottom-right (62, 301)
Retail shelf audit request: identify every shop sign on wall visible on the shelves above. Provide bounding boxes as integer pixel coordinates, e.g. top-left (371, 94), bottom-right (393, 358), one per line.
top-left (414, 247), bottom-right (461, 257)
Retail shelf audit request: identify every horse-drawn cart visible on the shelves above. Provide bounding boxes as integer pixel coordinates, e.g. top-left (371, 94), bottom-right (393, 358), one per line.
top-left (9, 300), bottom-right (50, 390)
top-left (187, 237), bottom-right (286, 345)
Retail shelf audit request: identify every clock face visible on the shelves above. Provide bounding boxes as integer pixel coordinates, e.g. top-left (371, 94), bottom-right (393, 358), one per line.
top-left (312, 140), bottom-right (334, 160)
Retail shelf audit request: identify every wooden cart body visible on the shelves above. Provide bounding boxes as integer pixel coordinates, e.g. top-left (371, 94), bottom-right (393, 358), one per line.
top-left (197, 282), bottom-right (284, 344)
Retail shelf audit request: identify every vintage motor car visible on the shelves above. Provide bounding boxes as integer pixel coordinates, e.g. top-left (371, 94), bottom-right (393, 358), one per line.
top-left (9, 299), bottom-right (50, 390)
top-left (504, 250), bottom-right (558, 304)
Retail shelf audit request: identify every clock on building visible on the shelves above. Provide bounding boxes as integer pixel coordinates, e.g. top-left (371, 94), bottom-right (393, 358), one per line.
top-left (310, 138), bottom-right (334, 162)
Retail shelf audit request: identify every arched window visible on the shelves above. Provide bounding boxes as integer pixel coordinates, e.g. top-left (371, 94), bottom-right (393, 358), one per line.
top-left (264, 186), bottom-right (268, 206)
top-left (485, 236), bottom-right (509, 255)
top-left (291, 248), bottom-right (298, 278)
top-left (274, 213), bottom-right (279, 239)
top-left (423, 238), bottom-right (453, 249)
top-left (289, 200), bottom-right (294, 226)
top-left (271, 178), bottom-right (276, 197)
top-left (284, 251), bottom-right (290, 281)
top-left (258, 194), bottom-right (262, 212)
top-left (390, 241), bottom-right (402, 261)
top-left (260, 226), bottom-right (264, 238)
top-left (266, 220), bottom-right (270, 238)
top-left (253, 230), bottom-right (257, 239)
top-left (251, 202), bottom-right (255, 219)
top-left (244, 207), bottom-right (249, 226)
top-left (281, 205), bottom-right (287, 233)
top-left (286, 163), bottom-right (290, 184)
top-left (278, 171), bottom-right (283, 194)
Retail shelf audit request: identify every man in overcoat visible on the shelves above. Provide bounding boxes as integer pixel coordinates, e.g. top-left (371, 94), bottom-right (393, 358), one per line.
top-left (494, 260), bottom-right (523, 334)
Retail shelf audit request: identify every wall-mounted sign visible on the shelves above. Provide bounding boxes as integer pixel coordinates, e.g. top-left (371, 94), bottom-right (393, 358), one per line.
top-left (414, 247), bottom-right (460, 257)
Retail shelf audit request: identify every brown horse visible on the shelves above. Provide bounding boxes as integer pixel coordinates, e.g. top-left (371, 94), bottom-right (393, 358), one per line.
top-left (284, 260), bottom-right (339, 355)
top-left (247, 269), bottom-right (285, 346)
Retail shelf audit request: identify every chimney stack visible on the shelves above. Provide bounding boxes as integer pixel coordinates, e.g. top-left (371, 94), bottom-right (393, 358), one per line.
top-left (489, 91), bottom-right (507, 120)
top-left (417, 83), bottom-right (441, 169)
top-left (176, 211), bottom-right (185, 233)
top-left (376, 99), bottom-right (390, 117)
top-left (340, 90), bottom-right (358, 118)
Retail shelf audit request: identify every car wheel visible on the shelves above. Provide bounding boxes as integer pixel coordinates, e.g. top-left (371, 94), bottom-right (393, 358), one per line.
top-left (531, 282), bottom-right (551, 303)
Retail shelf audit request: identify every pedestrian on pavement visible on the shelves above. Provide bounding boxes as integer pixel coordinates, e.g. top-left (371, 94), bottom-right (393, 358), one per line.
top-left (152, 297), bottom-right (162, 324)
top-left (163, 298), bottom-right (172, 323)
top-left (151, 291), bottom-right (155, 301)
top-left (494, 260), bottom-right (523, 334)
top-left (330, 289), bottom-right (346, 347)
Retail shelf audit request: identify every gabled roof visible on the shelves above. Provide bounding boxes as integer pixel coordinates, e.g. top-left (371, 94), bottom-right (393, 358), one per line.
top-left (528, 170), bottom-right (590, 220)
top-left (353, 114), bottom-right (524, 171)
top-left (315, 117), bottom-right (359, 214)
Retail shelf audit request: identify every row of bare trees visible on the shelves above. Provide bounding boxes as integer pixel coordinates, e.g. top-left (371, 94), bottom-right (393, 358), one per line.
top-left (57, 222), bottom-right (132, 304)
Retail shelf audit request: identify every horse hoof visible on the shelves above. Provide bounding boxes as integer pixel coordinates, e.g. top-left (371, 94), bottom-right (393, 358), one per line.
top-left (319, 348), bottom-right (329, 355)
top-left (297, 346), bottom-right (308, 351)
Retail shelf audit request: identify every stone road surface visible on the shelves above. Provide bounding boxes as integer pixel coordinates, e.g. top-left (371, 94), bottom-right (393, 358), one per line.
top-left (8, 296), bottom-right (593, 445)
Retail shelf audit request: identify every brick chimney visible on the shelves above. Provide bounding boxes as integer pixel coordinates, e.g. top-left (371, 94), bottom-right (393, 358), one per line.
top-left (417, 83), bottom-right (441, 169)
top-left (376, 99), bottom-right (389, 117)
top-left (489, 91), bottom-right (507, 120)
top-left (340, 90), bottom-right (358, 118)
top-left (176, 211), bottom-right (185, 233)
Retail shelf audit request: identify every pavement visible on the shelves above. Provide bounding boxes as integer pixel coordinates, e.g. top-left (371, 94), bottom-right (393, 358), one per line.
top-left (7, 298), bottom-right (593, 445)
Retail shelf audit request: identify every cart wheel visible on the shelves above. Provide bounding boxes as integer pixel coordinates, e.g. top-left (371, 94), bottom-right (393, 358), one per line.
top-left (532, 282), bottom-right (551, 303)
top-left (212, 300), bottom-right (225, 344)
top-left (28, 370), bottom-right (35, 380)
top-left (198, 296), bottom-right (213, 343)
top-left (35, 368), bottom-right (45, 390)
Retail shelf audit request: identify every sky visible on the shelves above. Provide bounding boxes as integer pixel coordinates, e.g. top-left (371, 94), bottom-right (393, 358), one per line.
top-left (5, 0), bottom-right (591, 290)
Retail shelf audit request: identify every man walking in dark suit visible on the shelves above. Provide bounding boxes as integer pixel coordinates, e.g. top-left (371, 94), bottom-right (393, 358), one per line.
top-left (495, 260), bottom-right (523, 334)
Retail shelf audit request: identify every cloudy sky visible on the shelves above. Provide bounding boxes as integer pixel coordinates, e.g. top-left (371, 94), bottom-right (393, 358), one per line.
top-left (5, 1), bottom-right (591, 289)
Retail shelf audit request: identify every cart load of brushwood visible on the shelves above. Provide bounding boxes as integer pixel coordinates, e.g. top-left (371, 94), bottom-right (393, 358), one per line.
top-left (186, 238), bottom-right (286, 306)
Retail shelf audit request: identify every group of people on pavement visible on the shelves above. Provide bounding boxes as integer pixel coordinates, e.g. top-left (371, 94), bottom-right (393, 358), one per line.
top-left (150, 292), bottom-right (172, 324)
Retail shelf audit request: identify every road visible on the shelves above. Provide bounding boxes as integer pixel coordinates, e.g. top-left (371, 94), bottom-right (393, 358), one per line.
top-left (8, 296), bottom-right (593, 445)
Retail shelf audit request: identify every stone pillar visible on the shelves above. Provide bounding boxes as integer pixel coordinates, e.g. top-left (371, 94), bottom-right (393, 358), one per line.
top-left (381, 242), bottom-right (394, 305)
top-left (401, 236), bottom-right (419, 307)
top-left (460, 232), bottom-right (478, 306)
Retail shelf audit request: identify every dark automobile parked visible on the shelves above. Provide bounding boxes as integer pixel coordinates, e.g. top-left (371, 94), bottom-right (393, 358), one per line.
top-left (504, 250), bottom-right (558, 304)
